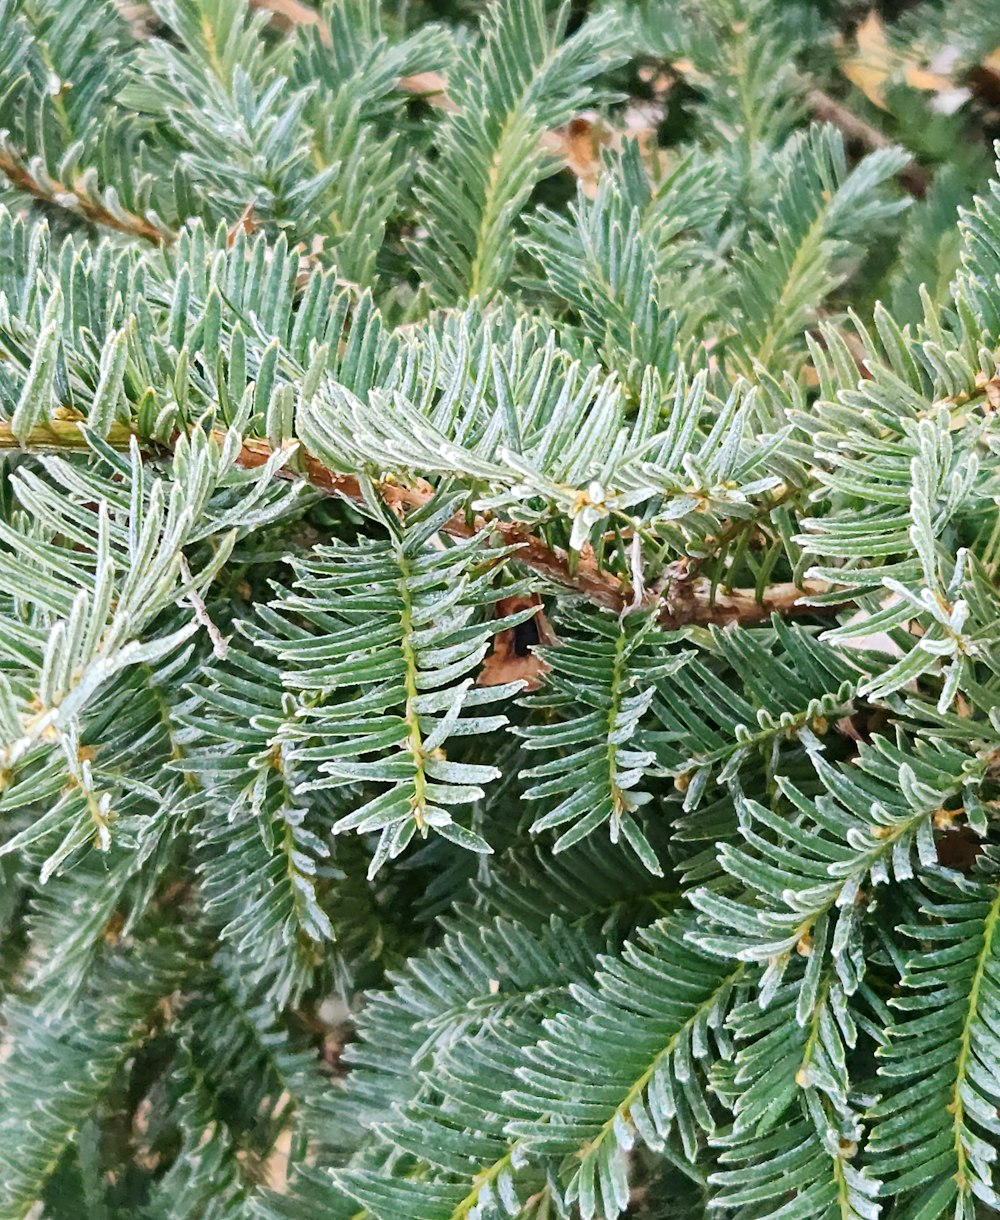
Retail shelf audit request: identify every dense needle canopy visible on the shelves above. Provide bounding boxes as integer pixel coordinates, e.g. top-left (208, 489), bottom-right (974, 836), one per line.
top-left (3, 1), bottom-right (1000, 1218)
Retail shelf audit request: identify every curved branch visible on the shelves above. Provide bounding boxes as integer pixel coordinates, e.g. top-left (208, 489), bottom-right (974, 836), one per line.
top-left (1, 419), bottom-right (835, 626)
top-left (236, 437), bottom-right (833, 623)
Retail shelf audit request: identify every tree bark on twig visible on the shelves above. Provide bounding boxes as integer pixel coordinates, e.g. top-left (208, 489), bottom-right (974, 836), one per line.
top-left (0, 419), bottom-right (834, 628)
top-left (0, 149), bottom-right (170, 246)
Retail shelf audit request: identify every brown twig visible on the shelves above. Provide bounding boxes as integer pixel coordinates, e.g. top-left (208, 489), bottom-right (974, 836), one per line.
top-left (0, 148), bottom-right (172, 246)
top-left (655, 573), bottom-right (831, 629)
top-left (806, 88), bottom-right (930, 197)
top-left (234, 436), bottom-right (648, 611)
top-left (2, 419), bottom-right (835, 627)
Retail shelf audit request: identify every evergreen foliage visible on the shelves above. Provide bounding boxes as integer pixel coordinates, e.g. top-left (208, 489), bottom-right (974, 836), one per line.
top-left (5, 1), bottom-right (1000, 1217)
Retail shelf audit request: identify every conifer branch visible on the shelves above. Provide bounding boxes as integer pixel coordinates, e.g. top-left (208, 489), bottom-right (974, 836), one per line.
top-left (0, 147), bottom-right (172, 246)
top-left (0, 418), bottom-right (832, 627)
top-left (3, 4), bottom-right (997, 1214)
top-left (203, 433), bottom-right (834, 623)
top-left (244, 440), bottom-right (834, 625)
top-left (654, 571), bottom-right (831, 629)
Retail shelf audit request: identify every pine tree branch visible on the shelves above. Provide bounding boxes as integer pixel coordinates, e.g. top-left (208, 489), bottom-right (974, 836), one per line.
top-left (0, 418), bottom-right (834, 626)
top-left (0, 147), bottom-right (171, 246)
top-left (227, 437), bottom-right (835, 624)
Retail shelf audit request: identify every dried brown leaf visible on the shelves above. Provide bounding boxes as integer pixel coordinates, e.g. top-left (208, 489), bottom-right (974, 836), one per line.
top-left (478, 594), bottom-right (554, 691)
top-left (249, 0), bottom-right (328, 42)
top-left (841, 12), bottom-right (895, 110)
top-left (226, 202), bottom-right (257, 246)
top-left (935, 825), bottom-right (982, 873)
top-left (398, 71), bottom-right (459, 113)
